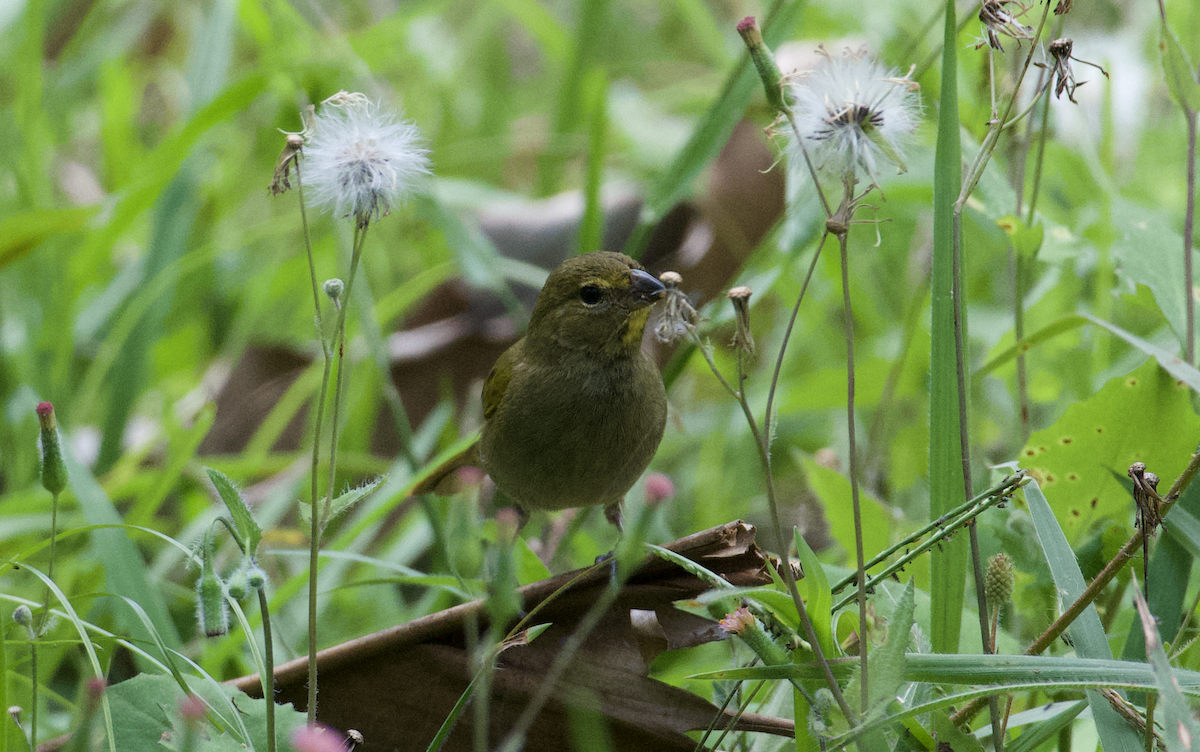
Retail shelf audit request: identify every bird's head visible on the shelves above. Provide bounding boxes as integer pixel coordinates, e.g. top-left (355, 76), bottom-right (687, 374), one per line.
top-left (526, 252), bottom-right (665, 360)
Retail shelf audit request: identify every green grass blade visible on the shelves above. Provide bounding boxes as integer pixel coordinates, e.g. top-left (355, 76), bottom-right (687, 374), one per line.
top-left (18, 566), bottom-right (116, 752)
top-left (60, 438), bottom-right (181, 651)
top-left (1024, 479), bottom-right (1143, 751)
top-left (1134, 588), bottom-right (1200, 752)
top-left (929, 0), bottom-right (967, 655)
top-left (1082, 312), bottom-right (1200, 391)
top-left (973, 314), bottom-right (1089, 381)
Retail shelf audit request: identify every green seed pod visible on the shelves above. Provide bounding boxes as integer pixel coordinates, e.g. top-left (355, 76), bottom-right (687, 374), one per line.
top-left (195, 533), bottom-right (228, 637)
top-left (36, 403), bottom-right (68, 496)
top-left (984, 553), bottom-right (1015, 606)
top-left (246, 563), bottom-right (267, 591)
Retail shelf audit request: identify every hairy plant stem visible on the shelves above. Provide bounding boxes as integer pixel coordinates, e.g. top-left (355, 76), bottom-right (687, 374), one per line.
top-left (763, 233), bottom-right (829, 453)
top-left (258, 589), bottom-right (276, 752)
top-left (293, 161), bottom-right (330, 726)
top-left (688, 331), bottom-right (854, 722)
top-left (306, 223), bottom-right (369, 723)
top-left (830, 478), bottom-right (1019, 612)
top-left (953, 445), bottom-right (1200, 726)
top-left (30, 641), bottom-right (38, 751)
top-left (830, 473), bottom-right (1024, 594)
top-left (832, 174), bottom-right (870, 713)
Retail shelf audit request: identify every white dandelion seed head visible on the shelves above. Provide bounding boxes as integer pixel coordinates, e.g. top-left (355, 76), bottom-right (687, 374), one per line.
top-left (303, 93), bottom-right (430, 224)
top-left (787, 48), bottom-right (921, 184)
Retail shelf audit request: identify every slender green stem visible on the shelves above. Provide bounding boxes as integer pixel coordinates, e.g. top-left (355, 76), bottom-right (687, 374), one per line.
top-left (29, 642), bottom-right (37, 752)
top-left (763, 233), bottom-right (830, 464)
top-left (307, 222), bottom-right (369, 723)
top-left (688, 331), bottom-right (855, 722)
top-left (957, 1), bottom-right (1053, 209)
top-left (834, 191), bottom-right (869, 712)
top-left (258, 589), bottom-right (276, 752)
top-left (293, 159), bottom-right (331, 726)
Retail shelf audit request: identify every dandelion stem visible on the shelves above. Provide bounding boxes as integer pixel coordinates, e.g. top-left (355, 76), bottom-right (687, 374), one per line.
top-left (687, 329), bottom-right (855, 722)
top-left (763, 232), bottom-right (830, 452)
top-left (833, 176), bottom-right (869, 712)
top-left (258, 589), bottom-right (276, 752)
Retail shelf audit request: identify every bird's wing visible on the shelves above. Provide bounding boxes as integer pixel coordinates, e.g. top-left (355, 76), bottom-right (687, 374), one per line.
top-left (481, 341), bottom-right (519, 421)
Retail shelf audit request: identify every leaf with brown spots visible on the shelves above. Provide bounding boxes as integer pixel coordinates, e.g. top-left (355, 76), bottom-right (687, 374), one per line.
top-left (1018, 359), bottom-right (1200, 544)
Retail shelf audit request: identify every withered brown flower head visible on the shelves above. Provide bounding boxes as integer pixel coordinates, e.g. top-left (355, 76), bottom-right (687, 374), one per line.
top-left (977, 0), bottom-right (1034, 52)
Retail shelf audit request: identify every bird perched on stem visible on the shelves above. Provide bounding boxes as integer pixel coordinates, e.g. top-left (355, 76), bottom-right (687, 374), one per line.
top-left (411, 252), bottom-right (668, 529)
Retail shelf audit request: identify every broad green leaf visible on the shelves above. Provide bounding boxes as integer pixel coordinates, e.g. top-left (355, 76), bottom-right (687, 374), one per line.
top-left (867, 580), bottom-right (914, 714)
top-left (1134, 589), bottom-right (1200, 752)
top-left (205, 468), bottom-right (262, 555)
top-left (794, 453), bottom-right (889, 570)
top-left (105, 674), bottom-right (306, 752)
top-left (1159, 13), bottom-right (1200, 112)
top-left (1024, 479), bottom-right (1144, 752)
top-left (1019, 359), bottom-right (1200, 544)
top-left (929, 0), bottom-right (967, 655)
top-left (794, 527), bottom-right (835, 658)
top-left (1110, 199), bottom-right (1195, 344)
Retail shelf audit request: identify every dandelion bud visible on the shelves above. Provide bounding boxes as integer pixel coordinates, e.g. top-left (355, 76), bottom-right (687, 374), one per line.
top-left (984, 553), bottom-right (1015, 606)
top-left (323, 278), bottom-right (344, 302)
top-left (727, 286), bottom-right (755, 356)
top-left (736, 17), bottom-right (788, 114)
top-left (720, 606), bottom-right (790, 666)
top-left (290, 724), bottom-right (347, 752)
top-left (644, 473), bottom-right (675, 506)
top-left (12, 605), bottom-right (32, 628)
top-left (225, 566), bottom-right (250, 601)
top-left (36, 402), bottom-right (68, 496)
top-left (195, 538), bottom-right (228, 637)
top-left (246, 563), bottom-right (268, 591)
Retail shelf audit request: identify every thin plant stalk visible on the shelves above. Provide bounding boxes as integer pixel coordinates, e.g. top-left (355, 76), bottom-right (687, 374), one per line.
top-left (307, 221), bottom-right (369, 722)
top-left (258, 589), bottom-right (276, 752)
top-left (687, 330), bottom-right (854, 722)
top-left (833, 176), bottom-right (870, 712)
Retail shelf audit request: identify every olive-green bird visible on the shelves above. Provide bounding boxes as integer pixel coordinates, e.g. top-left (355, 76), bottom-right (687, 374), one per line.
top-left (411, 252), bottom-right (668, 529)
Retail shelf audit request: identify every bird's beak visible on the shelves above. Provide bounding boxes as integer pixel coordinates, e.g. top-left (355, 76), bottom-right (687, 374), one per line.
top-left (629, 269), bottom-right (666, 304)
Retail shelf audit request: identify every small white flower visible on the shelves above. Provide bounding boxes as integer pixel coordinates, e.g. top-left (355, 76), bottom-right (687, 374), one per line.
top-left (788, 48), bottom-right (920, 184)
top-left (303, 92), bottom-right (430, 224)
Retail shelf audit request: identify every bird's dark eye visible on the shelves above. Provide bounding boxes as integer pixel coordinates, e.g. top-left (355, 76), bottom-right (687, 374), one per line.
top-left (580, 284), bottom-right (603, 305)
